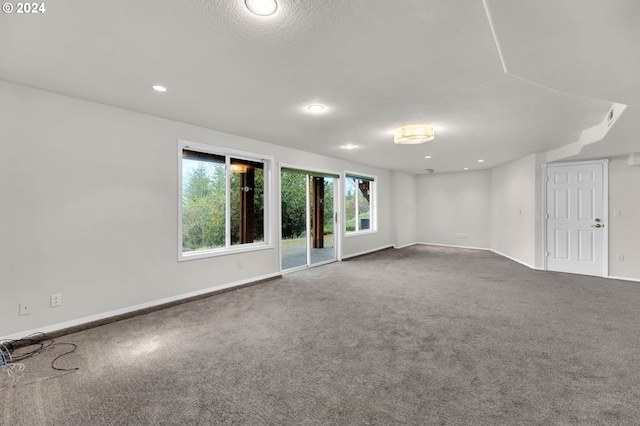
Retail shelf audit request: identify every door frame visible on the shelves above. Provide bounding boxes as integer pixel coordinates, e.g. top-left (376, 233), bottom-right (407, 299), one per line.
top-left (278, 162), bottom-right (342, 272)
top-left (542, 159), bottom-right (609, 276)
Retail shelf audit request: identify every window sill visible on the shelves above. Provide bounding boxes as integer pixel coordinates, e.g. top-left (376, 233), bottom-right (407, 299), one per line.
top-left (179, 242), bottom-right (274, 262)
top-left (344, 229), bottom-right (378, 238)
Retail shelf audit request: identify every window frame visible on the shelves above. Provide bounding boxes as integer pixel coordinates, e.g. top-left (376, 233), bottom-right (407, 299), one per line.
top-left (178, 139), bottom-right (274, 262)
top-left (344, 171), bottom-right (377, 237)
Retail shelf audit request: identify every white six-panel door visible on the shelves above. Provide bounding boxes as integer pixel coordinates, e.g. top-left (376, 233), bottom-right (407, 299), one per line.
top-left (546, 161), bottom-right (607, 277)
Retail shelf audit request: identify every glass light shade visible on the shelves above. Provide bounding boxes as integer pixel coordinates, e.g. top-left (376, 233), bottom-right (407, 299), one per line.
top-left (245, 0), bottom-right (277, 16)
top-left (394, 125), bottom-right (435, 144)
top-left (307, 104), bottom-right (325, 112)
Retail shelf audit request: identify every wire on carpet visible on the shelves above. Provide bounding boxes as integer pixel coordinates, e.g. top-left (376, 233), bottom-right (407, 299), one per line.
top-left (1, 332), bottom-right (79, 385)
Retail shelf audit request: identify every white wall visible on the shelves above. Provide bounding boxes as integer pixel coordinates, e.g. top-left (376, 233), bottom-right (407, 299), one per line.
top-left (412, 154), bottom-right (541, 269)
top-left (390, 171), bottom-right (417, 248)
top-left (390, 151), bottom-right (640, 282)
top-left (413, 154), bottom-right (544, 269)
top-left (0, 81), bottom-right (393, 337)
top-left (416, 170), bottom-right (491, 248)
top-left (490, 154), bottom-right (540, 268)
top-left (490, 153), bottom-right (640, 277)
top-left (608, 156), bottom-right (640, 280)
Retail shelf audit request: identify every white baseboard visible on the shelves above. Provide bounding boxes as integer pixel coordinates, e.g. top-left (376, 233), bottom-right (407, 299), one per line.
top-left (416, 242), bottom-right (541, 270)
top-left (394, 242), bottom-right (418, 249)
top-left (341, 244), bottom-right (394, 260)
top-left (607, 275), bottom-right (640, 283)
top-left (1, 272), bottom-right (281, 341)
top-left (416, 242), bottom-right (491, 251)
top-left (489, 249), bottom-right (539, 270)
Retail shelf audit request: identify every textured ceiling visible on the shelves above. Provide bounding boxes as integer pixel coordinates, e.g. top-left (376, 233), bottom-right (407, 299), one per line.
top-left (484, 0), bottom-right (640, 162)
top-left (1, 0), bottom-right (636, 173)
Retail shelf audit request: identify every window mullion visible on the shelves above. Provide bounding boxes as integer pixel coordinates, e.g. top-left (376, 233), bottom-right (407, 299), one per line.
top-left (306, 175), bottom-right (311, 267)
top-left (355, 178), bottom-right (359, 232)
top-left (225, 156), bottom-right (231, 249)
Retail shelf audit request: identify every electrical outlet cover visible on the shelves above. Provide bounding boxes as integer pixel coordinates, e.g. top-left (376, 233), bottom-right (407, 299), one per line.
top-left (51, 293), bottom-right (62, 307)
top-left (19, 303), bottom-right (31, 316)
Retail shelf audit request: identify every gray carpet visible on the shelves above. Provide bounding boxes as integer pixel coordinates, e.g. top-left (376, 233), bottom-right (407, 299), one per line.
top-left (3, 245), bottom-right (640, 425)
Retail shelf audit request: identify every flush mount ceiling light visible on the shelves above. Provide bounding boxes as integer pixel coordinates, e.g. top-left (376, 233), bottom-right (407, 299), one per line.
top-left (245, 0), bottom-right (278, 16)
top-left (394, 125), bottom-right (435, 145)
top-left (152, 85), bottom-right (167, 92)
top-left (341, 144), bottom-right (358, 150)
top-left (307, 104), bottom-right (325, 113)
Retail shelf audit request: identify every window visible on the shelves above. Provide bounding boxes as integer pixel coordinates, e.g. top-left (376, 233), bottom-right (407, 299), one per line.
top-left (178, 140), bottom-right (271, 260)
top-left (345, 173), bottom-right (376, 234)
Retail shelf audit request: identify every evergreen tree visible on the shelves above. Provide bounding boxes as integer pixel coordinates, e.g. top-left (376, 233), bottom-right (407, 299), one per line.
top-left (281, 172), bottom-right (307, 239)
top-left (182, 163), bottom-right (225, 251)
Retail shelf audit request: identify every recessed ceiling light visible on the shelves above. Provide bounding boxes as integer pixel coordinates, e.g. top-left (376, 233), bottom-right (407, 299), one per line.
top-left (464, 168), bottom-right (469, 170)
top-left (307, 104), bottom-right (326, 113)
top-left (341, 144), bottom-right (357, 150)
top-left (152, 85), bottom-right (167, 92)
top-left (425, 155), bottom-right (432, 159)
top-left (245, 0), bottom-right (277, 16)
top-left (478, 159), bottom-right (485, 163)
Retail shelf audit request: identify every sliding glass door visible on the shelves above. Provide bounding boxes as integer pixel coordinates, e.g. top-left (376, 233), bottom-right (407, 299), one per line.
top-left (281, 168), bottom-right (337, 271)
